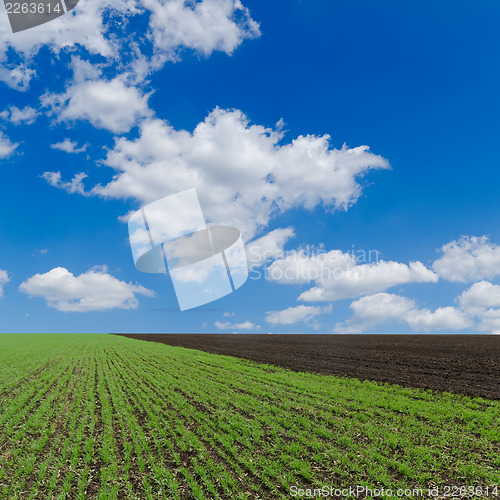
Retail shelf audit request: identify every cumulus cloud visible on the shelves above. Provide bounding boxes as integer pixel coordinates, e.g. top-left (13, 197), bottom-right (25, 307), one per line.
top-left (0, 106), bottom-right (38, 125)
top-left (0, 131), bottom-right (18, 158)
top-left (457, 281), bottom-right (500, 333)
top-left (19, 266), bottom-right (154, 312)
top-left (144, 0), bottom-right (260, 64)
top-left (266, 246), bottom-right (437, 302)
top-left (474, 309), bottom-right (500, 334)
top-left (458, 280), bottom-right (500, 314)
top-left (433, 235), bottom-right (500, 283)
top-left (267, 249), bottom-right (356, 285)
top-left (335, 293), bottom-right (414, 332)
top-left (51, 139), bottom-right (88, 154)
top-left (0, 269), bottom-right (10, 297)
top-left (324, 235), bottom-right (500, 332)
top-left (42, 58), bottom-right (152, 134)
top-left (298, 260), bottom-right (437, 302)
top-left (333, 278), bottom-right (500, 334)
top-left (246, 227), bottom-right (295, 268)
top-left (0, 0), bottom-right (259, 88)
top-left (215, 320), bottom-right (259, 330)
top-left (265, 304), bottom-right (331, 326)
top-left (407, 306), bottom-right (472, 332)
top-left (44, 108), bottom-right (389, 238)
top-left (0, 65), bottom-right (36, 91)
top-left (0, 0), bottom-right (137, 63)
top-left (335, 293), bottom-right (472, 333)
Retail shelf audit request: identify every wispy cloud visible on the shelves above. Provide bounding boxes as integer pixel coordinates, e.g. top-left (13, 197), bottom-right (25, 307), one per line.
top-left (0, 131), bottom-right (18, 158)
top-left (215, 320), bottom-right (259, 330)
top-left (51, 139), bottom-right (88, 154)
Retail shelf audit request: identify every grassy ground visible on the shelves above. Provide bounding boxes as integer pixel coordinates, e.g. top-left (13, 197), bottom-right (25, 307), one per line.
top-left (0, 334), bottom-right (498, 500)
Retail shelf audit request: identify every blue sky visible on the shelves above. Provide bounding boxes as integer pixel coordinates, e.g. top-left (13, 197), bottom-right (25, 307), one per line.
top-left (1, 0), bottom-right (500, 333)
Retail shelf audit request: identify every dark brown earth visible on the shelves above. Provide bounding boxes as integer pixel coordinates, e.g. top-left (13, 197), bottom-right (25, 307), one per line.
top-left (114, 334), bottom-right (500, 400)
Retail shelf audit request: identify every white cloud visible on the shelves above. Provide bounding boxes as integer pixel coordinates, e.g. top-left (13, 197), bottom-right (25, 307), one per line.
top-left (41, 171), bottom-right (89, 196)
top-left (458, 280), bottom-right (500, 314)
top-left (0, 106), bottom-right (38, 125)
top-left (457, 281), bottom-right (500, 333)
top-left (215, 319), bottom-right (259, 330)
top-left (0, 131), bottom-right (18, 158)
top-left (42, 58), bottom-right (152, 134)
top-left (0, 0), bottom-right (137, 64)
top-left (335, 293), bottom-right (472, 333)
top-left (331, 279), bottom-right (500, 334)
top-left (45, 108), bottom-right (389, 238)
top-left (32, 248), bottom-right (49, 256)
top-left (51, 139), bottom-right (88, 154)
top-left (246, 227), bottom-right (295, 268)
top-left (265, 304), bottom-right (331, 326)
top-left (407, 306), bottom-right (472, 332)
top-left (0, 65), bottom-right (36, 91)
top-left (266, 247), bottom-right (437, 302)
top-left (335, 293), bottom-right (414, 332)
top-left (0, 0), bottom-right (259, 88)
top-left (475, 309), bottom-right (500, 334)
top-left (298, 260), bottom-right (437, 302)
top-left (54, 77), bottom-right (150, 133)
top-left (0, 269), bottom-right (10, 297)
top-left (19, 266), bottom-right (155, 312)
top-left (433, 235), bottom-right (500, 283)
top-left (267, 249), bottom-right (356, 285)
top-left (144, 0), bottom-right (260, 63)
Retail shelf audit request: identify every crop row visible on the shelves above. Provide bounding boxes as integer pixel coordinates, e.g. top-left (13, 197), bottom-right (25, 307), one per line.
top-left (0, 334), bottom-right (498, 499)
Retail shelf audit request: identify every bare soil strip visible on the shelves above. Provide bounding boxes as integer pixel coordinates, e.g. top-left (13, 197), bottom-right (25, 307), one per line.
top-left (114, 334), bottom-right (500, 400)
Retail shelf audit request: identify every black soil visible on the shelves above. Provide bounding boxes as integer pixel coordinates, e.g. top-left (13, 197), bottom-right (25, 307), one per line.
top-left (114, 334), bottom-right (500, 400)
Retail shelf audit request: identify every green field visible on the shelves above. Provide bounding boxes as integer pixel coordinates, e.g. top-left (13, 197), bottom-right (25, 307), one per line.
top-left (0, 334), bottom-right (498, 499)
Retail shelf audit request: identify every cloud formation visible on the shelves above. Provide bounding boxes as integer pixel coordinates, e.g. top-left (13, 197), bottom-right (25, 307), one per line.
top-left (246, 227), bottom-right (295, 268)
top-left (144, 0), bottom-right (260, 63)
top-left (0, 269), bottom-right (10, 297)
top-left (298, 261), bottom-right (438, 302)
top-left (458, 280), bottom-right (500, 314)
top-left (267, 249), bottom-right (356, 285)
top-left (19, 266), bottom-right (154, 312)
top-left (42, 58), bottom-right (152, 134)
top-left (215, 320), bottom-right (259, 330)
top-left (335, 293), bottom-right (472, 333)
top-left (266, 248), bottom-right (437, 302)
top-left (51, 139), bottom-right (88, 154)
top-left (458, 281), bottom-right (500, 333)
top-left (0, 131), bottom-right (18, 158)
top-left (433, 235), bottom-right (500, 283)
top-left (0, 106), bottom-right (38, 125)
top-left (44, 108), bottom-right (389, 239)
top-left (0, 0), bottom-right (259, 88)
top-left (265, 304), bottom-right (331, 326)
top-left (264, 235), bottom-right (500, 332)
top-left (41, 172), bottom-right (89, 196)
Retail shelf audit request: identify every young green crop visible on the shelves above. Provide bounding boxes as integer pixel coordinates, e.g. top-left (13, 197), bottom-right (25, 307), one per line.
top-left (0, 334), bottom-right (498, 500)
